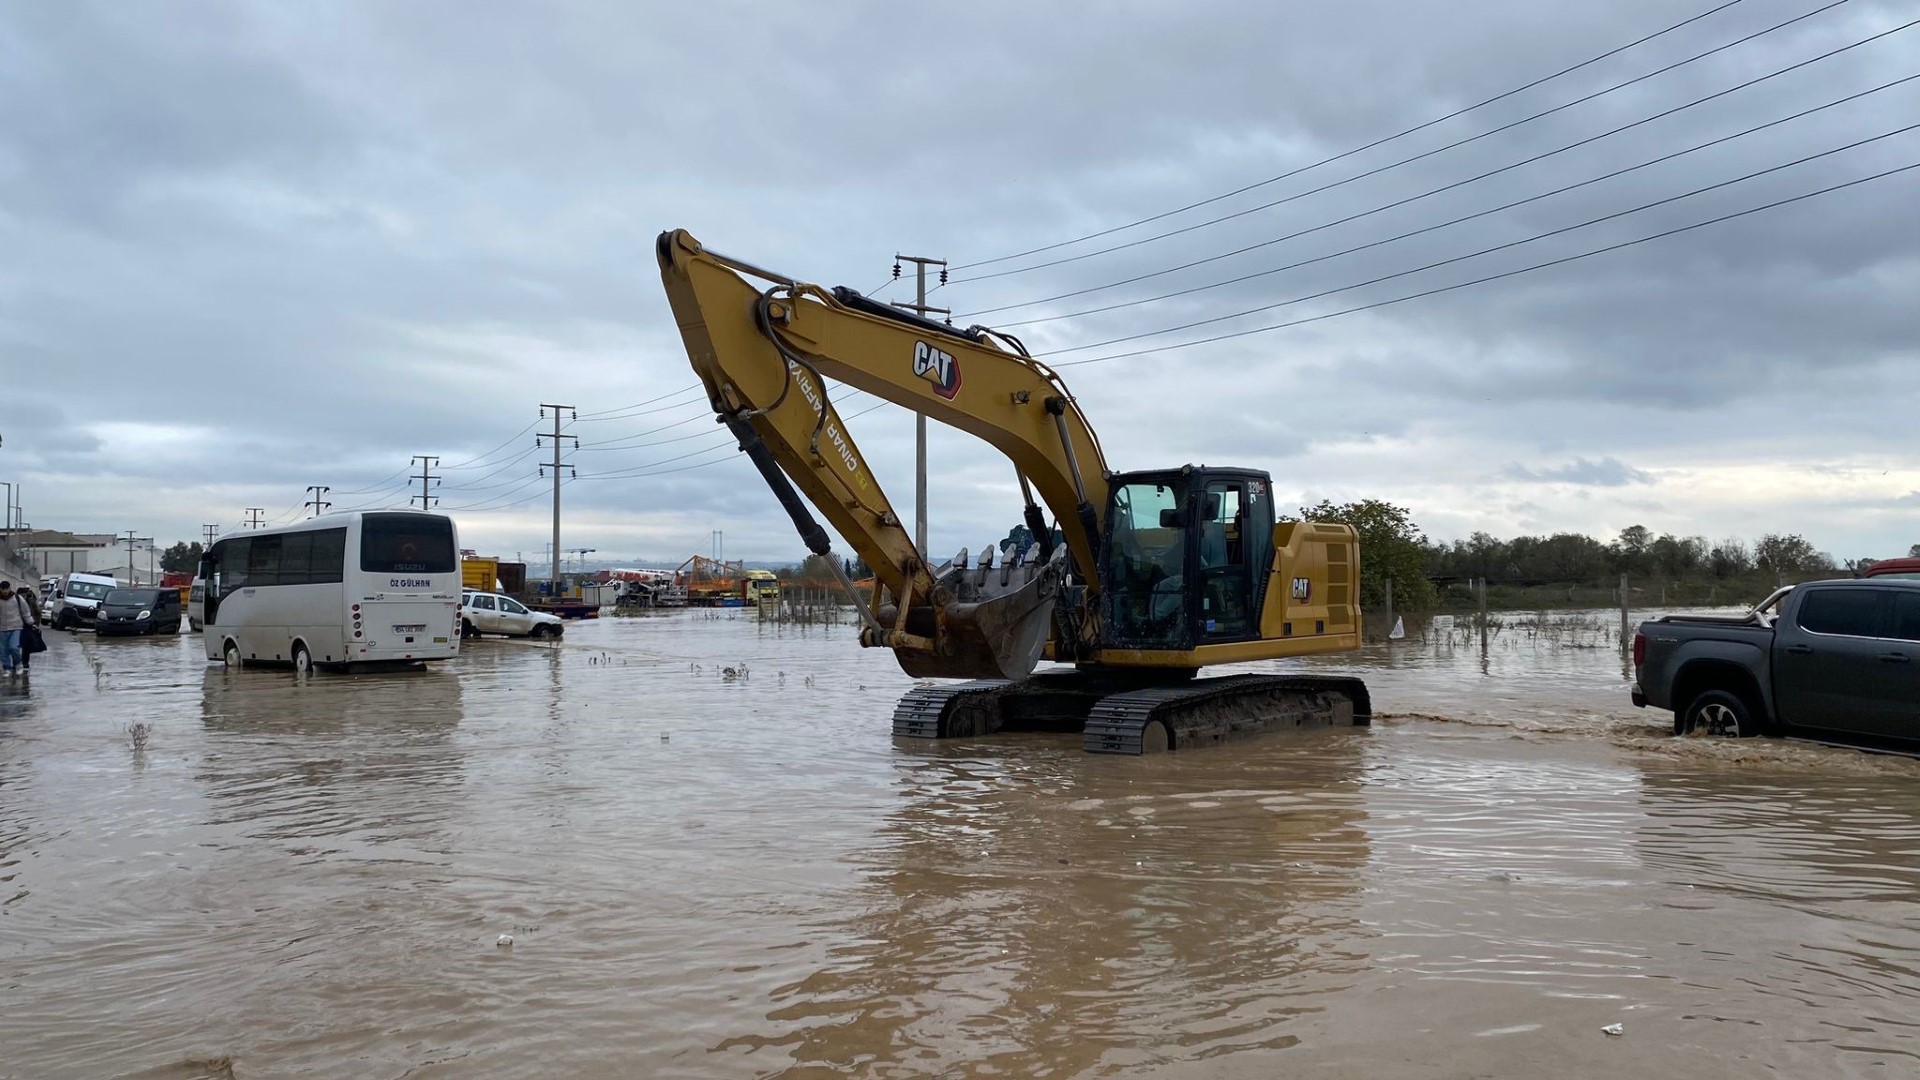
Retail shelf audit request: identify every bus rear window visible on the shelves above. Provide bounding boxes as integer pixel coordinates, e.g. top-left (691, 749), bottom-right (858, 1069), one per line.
top-left (360, 514), bottom-right (456, 574)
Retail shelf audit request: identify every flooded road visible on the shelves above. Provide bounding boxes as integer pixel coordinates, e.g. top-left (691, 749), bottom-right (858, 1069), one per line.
top-left (4, 610), bottom-right (1920, 1078)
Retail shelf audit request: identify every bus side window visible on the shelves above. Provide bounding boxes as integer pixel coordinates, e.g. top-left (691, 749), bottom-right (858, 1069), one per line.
top-left (247, 535), bottom-right (282, 588)
top-left (312, 529), bottom-right (347, 584)
top-left (280, 533), bottom-right (314, 586)
top-left (217, 538), bottom-right (251, 597)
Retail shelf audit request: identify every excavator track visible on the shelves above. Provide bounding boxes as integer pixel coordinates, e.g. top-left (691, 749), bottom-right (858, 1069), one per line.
top-left (891, 680), bottom-right (1013, 739)
top-left (1082, 674), bottom-right (1371, 755)
top-left (893, 672), bottom-right (1371, 753)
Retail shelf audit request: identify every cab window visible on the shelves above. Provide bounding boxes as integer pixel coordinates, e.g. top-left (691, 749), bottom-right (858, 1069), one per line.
top-left (501, 598), bottom-right (528, 615)
top-left (1103, 481), bottom-right (1187, 648)
top-left (1890, 593), bottom-right (1920, 642)
top-left (1797, 589), bottom-right (1884, 638)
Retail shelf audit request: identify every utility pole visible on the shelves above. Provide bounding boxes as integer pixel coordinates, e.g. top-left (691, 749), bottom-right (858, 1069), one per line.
top-left (203, 524), bottom-right (220, 548)
top-left (122, 531), bottom-right (152, 585)
top-left (410, 456), bottom-right (440, 510)
top-left (244, 508), bottom-right (265, 530)
top-left (891, 254), bottom-right (948, 560)
top-left (538, 405), bottom-right (577, 594)
top-left (305, 485), bottom-right (332, 518)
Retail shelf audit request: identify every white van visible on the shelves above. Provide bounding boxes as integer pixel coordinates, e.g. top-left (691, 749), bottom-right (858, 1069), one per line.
top-left (48, 572), bottom-right (121, 630)
top-left (188, 575), bottom-right (205, 632)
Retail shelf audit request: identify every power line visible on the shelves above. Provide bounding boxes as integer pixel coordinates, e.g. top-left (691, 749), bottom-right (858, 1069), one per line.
top-left (333, 481), bottom-right (413, 513)
top-left (991, 69), bottom-right (1920, 328)
top-left (333, 464), bottom-right (413, 496)
top-left (573, 423), bottom-right (722, 455)
top-left (440, 472), bottom-right (557, 512)
top-left (439, 443), bottom-right (542, 490)
top-left (574, 383), bottom-right (705, 420)
top-left (951, 0), bottom-right (1854, 284)
top-left (441, 419), bottom-right (543, 470)
top-left (577, 409), bottom-right (712, 448)
top-left (1051, 156), bottom-right (1920, 368)
top-left (948, 0), bottom-right (1759, 273)
top-left (571, 398), bottom-right (892, 482)
top-left (1037, 122), bottom-right (1920, 358)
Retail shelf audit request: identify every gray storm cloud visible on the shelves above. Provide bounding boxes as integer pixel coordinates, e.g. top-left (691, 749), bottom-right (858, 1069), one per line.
top-left (1, 0), bottom-right (1915, 561)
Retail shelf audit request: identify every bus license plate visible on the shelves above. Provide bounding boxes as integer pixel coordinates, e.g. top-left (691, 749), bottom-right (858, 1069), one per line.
top-left (393, 624), bottom-right (427, 633)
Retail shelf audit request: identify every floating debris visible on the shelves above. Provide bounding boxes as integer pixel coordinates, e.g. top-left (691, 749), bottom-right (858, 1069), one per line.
top-left (496, 934), bottom-right (514, 949)
top-left (1600, 1023), bottom-right (1623, 1037)
top-left (128, 722), bottom-right (151, 751)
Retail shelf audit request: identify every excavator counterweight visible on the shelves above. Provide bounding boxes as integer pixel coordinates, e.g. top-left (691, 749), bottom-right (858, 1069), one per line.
top-left (656, 229), bottom-right (1372, 752)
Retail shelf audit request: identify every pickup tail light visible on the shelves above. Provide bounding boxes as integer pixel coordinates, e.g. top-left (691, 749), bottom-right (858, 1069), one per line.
top-left (1632, 631), bottom-right (1646, 668)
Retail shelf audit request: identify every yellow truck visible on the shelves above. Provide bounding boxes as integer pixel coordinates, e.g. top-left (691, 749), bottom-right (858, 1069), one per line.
top-left (744, 569), bottom-right (781, 604)
top-left (462, 557), bottom-right (499, 594)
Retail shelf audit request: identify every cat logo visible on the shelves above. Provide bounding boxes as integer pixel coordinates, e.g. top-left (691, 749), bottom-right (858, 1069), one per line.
top-left (1291, 577), bottom-right (1311, 601)
top-left (912, 340), bottom-right (962, 400)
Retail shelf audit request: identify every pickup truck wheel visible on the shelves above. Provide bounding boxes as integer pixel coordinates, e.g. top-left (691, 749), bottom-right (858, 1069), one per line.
top-left (1681, 690), bottom-right (1757, 738)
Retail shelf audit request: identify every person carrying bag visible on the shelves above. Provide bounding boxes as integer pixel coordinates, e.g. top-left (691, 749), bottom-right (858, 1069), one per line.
top-left (0, 580), bottom-right (37, 678)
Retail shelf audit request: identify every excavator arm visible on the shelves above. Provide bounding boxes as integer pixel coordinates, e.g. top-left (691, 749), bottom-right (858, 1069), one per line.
top-left (656, 229), bottom-right (1109, 679)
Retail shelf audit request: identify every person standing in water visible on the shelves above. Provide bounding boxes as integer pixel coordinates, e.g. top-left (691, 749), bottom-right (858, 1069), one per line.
top-left (0, 579), bottom-right (36, 678)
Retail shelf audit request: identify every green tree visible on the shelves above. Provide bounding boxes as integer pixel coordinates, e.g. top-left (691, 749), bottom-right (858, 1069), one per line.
top-left (1708, 537), bottom-right (1752, 578)
top-left (1289, 498), bottom-right (1435, 611)
top-left (1909, 543), bottom-right (1920, 559)
top-left (1754, 533), bottom-right (1824, 576)
top-left (159, 541), bottom-right (203, 574)
top-left (1612, 525), bottom-right (1653, 574)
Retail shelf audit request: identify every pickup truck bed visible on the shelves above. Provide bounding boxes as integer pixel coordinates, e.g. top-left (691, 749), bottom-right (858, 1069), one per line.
top-left (1634, 580), bottom-right (1920, 741)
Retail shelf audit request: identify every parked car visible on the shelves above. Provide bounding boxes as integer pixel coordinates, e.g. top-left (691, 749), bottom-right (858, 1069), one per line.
top-left (1632, 579), bottom-right (1920, 740)
top-left (47, 572), bottom-right (121, 630)
top-left (460, 590), bottom-right (565, 639)
top-left (95, 587), bottom-right (184, 637)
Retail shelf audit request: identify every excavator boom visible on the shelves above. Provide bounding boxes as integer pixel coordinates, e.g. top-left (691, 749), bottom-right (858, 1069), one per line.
top-left (658, 229), bottom-right (1103, 678)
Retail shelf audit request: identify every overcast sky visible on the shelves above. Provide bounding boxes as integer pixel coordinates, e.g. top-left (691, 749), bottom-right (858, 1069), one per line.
top-left (3, 0), bottom-right (1916, 569)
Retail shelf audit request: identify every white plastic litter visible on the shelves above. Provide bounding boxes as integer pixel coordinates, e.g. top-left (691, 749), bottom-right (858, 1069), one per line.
top-left (497, 934), bottom-right (514, 949)
top-left (1600, 1023), bottom-right (1623, 1037)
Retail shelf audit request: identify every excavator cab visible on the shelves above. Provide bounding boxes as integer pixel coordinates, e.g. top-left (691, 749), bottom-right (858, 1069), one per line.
top-left (1099, 467), bottom-right (1275, 651)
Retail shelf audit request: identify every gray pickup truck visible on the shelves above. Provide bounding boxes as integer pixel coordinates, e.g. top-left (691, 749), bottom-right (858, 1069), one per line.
top-left (1632, 578), bottom-right (1920, 739)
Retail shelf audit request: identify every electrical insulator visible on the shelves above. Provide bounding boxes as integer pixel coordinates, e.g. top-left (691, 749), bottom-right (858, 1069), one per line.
top-left (938, 268), bottom-right (948, 285)
top-left (892, 263), bottom-right (901, 279)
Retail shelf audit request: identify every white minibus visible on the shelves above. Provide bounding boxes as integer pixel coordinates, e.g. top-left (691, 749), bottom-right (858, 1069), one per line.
top-left (200, 511), bottom-right (462, 672)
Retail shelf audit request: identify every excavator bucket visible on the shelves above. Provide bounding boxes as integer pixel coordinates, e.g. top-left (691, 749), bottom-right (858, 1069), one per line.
top-left (885, 546), bottom-right (1064, 682)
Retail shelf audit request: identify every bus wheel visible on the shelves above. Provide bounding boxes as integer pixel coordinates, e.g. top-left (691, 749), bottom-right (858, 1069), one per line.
top-left (292, 642), bottom-right (313, 676)
top-left (222, 640), bottom-right (244, 668)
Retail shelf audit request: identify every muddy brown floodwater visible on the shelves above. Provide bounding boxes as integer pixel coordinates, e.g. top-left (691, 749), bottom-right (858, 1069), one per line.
top-left (4, 609), bottom-right (1920, 1078)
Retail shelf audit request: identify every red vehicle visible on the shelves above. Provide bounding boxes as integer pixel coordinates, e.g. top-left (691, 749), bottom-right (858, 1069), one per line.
top-left (1865, 558), bottom-right (1920, 579)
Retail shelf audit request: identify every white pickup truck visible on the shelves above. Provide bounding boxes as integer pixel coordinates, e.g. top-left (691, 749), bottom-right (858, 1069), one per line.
top-left (460, 590), bottom-right (565, 639)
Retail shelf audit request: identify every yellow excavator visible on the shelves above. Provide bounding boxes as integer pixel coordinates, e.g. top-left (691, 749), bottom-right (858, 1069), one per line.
top-left (657, 230), bottom-right (1371, 753)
